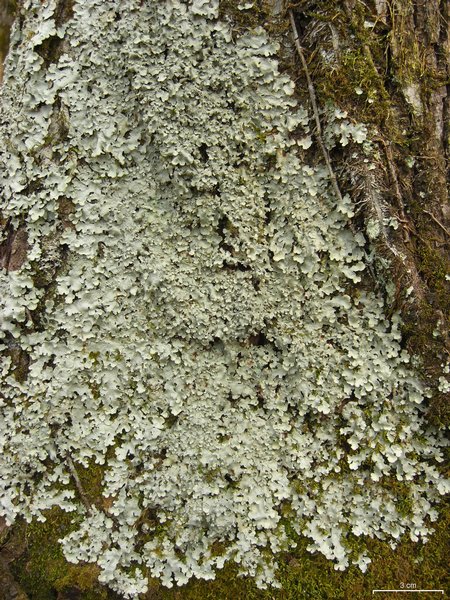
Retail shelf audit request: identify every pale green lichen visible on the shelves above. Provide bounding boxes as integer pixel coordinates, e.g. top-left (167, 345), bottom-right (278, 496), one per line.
top-left (0, 1), bottom-right (448, 598)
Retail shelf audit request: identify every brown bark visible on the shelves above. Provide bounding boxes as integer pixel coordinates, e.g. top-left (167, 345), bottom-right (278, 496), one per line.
top-left (0, 519), bottom-right (28, 600)
top-left (0, 0), bottom-right (15, 84)
top-left (288, 0), bottom-right (449, 425)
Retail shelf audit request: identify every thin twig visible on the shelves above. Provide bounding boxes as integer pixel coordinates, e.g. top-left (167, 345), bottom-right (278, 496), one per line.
top-left (378, 138), bottom-right (410, 242)
top-left (65, 455), bottom-right (92, 513)
top-left (288, 8), bottom-right (378, 281)
top-left (288, 9), bottom-right (344, 205)
top-left (422, 210), bottom-right (450, 237)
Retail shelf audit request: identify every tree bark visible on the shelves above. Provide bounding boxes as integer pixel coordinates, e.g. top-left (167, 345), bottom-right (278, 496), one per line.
top-left (286, 0), bottom-right (449, 424)
top-left (0, 0), bottom-right (448, 597)
top-left (2, 2), bottom-right (446, 413)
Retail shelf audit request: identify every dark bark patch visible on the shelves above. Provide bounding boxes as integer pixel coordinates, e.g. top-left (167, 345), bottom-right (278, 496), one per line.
top-left (199, 143), bottom-right (209, 162)
top-left (0, 224), bottom-right (28, 271)
top-left (0, 0), bottom-right (17, 84)
top-left (9, 346), bottom-right (30, 383)
top-left (57, 197), bottom-right (75, 230)
top-left (57, 586), bottom-right (81, 600)
top-left (53, 0), bottom-right (75, 28)
top-left (35, 0), bottom-right (75, 66)
top-left (247, 331), bottom-right (269, 346)
top-left (0, 521), bottom-right (28, 600)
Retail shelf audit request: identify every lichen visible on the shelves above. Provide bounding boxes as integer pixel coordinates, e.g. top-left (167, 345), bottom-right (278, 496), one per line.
top-left (0, 1), bottom-right (448, 598)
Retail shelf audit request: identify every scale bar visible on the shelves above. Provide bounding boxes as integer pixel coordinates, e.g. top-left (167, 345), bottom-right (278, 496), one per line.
top-left (372, 591), bottom-right (444, 594)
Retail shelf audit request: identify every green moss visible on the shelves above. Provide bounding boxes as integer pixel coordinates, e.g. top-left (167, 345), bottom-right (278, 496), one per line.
top-left (88, 351), bottom-right (100, 363)
top-left (303, 5), bottom-right (402, 143)
top-left (380, 479), bottom-right (414, 519)
top-left (11, 508), bottom-right (78, 599)
top-left (88, 381), bottom-right (101, 400)
top-left (152, 501), bottom-right (449, 600)
top-left (386, 0), bottom-right (446, 93)
top-left (318, 46), bottom-right (392, 127)
top-left (416, 243), bottom-right (448, 297)
top-left (8, 466), bottom-right (449, 599)
top-left (219, 0), bottom-right (269, 29)
top-left (54, 565), bottom-right (106, 600)
top-left (74, 460), bottom-right (105, 506)
top-left (398, 233), bottom-right (449, 426)
top-left (10, 496), bottom-right (108, 598)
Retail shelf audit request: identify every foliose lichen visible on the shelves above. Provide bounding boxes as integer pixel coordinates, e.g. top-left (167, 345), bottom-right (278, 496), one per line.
top-left (0, 1), bottom-right (448, 598)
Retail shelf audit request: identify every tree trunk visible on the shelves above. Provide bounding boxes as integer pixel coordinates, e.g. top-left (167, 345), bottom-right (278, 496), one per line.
top-left (0, 1), bottom-right (448, 598)
top-left (284, 0), bottom-right (449, 424)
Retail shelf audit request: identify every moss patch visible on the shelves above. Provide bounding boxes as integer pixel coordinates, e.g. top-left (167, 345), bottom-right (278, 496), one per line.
top-left (154, 502), bottom-right (449, 600)
top-left (8, 492), bottom-right (448, 599)
top-left (10, 507), bottom-right (109, 600)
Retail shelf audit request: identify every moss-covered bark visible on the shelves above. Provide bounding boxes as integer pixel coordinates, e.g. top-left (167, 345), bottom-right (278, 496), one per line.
top-left (285, 0), bottom-right (449, 426)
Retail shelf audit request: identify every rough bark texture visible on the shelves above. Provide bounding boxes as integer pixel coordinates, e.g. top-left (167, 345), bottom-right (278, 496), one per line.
top-left (284, 0), bottom-right (449, 426)
top-left (0, 1), bottom-right (448, 598)
top-left (0, 518), bottom-right (28, 600)
top-left (0, 0), bottom-right (15, 84)
top-left (3, 0), bottom-right (445, 419)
